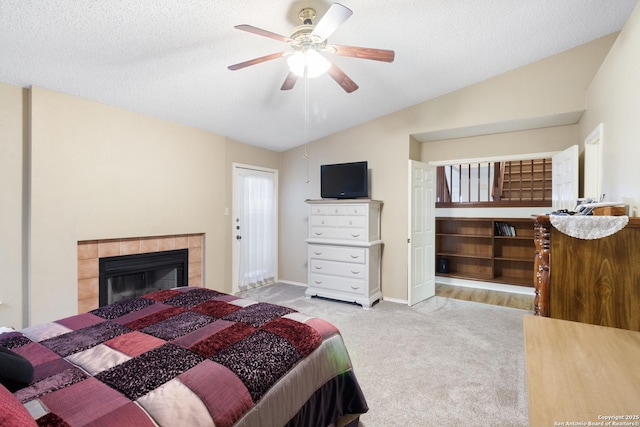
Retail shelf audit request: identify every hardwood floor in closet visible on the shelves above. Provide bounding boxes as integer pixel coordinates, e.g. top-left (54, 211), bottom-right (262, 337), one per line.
top-left (436, 283), bottom-right (534, 311)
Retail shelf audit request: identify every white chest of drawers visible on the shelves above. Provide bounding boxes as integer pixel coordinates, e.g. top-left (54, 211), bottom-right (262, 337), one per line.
top-left (305, 199), bottom-right (383, 309)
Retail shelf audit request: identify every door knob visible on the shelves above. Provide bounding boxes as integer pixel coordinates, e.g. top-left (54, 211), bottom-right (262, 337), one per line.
top-left (236, 235), bottom-right (242, 240)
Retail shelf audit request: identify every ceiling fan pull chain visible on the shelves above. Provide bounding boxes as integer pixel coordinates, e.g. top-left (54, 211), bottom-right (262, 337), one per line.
top-left (304, 72), bottom-right (310, 184)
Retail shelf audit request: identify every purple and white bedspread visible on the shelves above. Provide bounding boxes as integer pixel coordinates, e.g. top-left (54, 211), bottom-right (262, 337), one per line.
top-left (1, 287), bottom-right (368, 426)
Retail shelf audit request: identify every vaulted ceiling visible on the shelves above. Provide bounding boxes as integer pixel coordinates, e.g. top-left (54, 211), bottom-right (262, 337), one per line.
top-left (0, 1), bottom-right (637, 151)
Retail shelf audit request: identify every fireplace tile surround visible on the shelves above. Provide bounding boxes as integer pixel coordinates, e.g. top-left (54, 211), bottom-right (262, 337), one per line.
top-left (77, 233), bottom-right (204, 313)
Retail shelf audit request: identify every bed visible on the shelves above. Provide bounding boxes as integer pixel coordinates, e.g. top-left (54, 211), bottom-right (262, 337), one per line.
top-left (0, 287), bottom-right (368, 426)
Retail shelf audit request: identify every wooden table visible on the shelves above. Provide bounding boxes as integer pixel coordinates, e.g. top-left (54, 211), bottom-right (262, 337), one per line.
top-left (524, 315), bottom-right (640, 427)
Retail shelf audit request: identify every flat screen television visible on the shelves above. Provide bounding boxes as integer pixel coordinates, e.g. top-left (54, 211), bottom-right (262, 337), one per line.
top-left (320, 161), bottom-right (369, 199)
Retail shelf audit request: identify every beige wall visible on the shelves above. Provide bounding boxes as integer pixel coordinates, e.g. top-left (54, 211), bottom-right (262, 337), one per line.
top-left (279, 34), bottom-right (616, 303)
top-left (579, 3), bottom-right (640, 214)
top-left (0, 83), bottom-right (25, 328)
top-left (406, 34), bottom-right (617, 139)
top-left (26, 86), bottom-right (228, 325)
top-left (278, 145), bottom-right (317, 285)
top-left (421, 125), bottom-right (579, 163)
top-left (0, 84), bottom-right (286, 327)
top-left (279, 125), bottom-right (411, 296)
top-left (409, 137), bottom-right (422, 161)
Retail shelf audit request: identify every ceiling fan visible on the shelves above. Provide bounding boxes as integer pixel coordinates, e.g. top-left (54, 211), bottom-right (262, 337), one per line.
top-left (227, 3), bottom-right (395, 93)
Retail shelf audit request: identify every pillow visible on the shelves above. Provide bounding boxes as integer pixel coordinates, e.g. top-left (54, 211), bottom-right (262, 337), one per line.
top-left (0, 383), bottom-right (38, 427)
top-left (0, 344), bottom-right (34, 391)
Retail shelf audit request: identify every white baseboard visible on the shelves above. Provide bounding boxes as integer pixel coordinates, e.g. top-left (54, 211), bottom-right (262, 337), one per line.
top-left (436, 276), bottom-right (535, 296)
top-left (278, 278), bottom-right (533, 305)
top-left (382, 296), bottom-right (408, 305)
top-left (277, 280), bottom-right (307, 288)
top-left (279, 280), bottom-right (409, 305)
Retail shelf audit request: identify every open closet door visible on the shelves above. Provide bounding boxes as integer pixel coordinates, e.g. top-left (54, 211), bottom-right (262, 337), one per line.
top-left (408, 160), bottom-right (436, 306)
top-left (552, 145), bottom-right (579, 211)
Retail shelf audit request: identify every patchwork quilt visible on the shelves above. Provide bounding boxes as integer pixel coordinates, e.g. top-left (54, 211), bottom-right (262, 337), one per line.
top-left (1, 287), bottom-right (368, 426)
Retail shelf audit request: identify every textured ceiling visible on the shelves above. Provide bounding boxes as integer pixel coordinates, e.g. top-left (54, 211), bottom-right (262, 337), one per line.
top-left (0, 0), bottom-right (637, 151)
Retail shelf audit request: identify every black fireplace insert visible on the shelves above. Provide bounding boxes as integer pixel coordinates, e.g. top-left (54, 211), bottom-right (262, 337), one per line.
top-left (99, 249), bottom-right (188, 307)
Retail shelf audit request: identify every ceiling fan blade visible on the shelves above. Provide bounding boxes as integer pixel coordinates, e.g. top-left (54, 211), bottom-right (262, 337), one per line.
top-left (227, 52), bottom-right (285, 71)
top-left (327, 63), bottom-right (359, 93)
top-left (311, 3), bottom-right (353, 42)
top-left (234, 24), bottom-right (291, 43)
top-left (281, 71), bottom-right (298, 90)
top-left (331, 45), bottom-right (395, 62)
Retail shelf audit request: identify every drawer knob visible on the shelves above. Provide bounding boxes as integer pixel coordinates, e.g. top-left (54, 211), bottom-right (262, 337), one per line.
top-left (314, 266), bottom-right (323, 270)
top-left (349, 220), bottom-right (352, 225)
top-left (351, 270), bottom-right (360, 274)
top-left (314, 232), bottom-right (323, 236)
top-left (314, 251), bottom-right (322, 255)
top-left (351, 233), bottom-right (360, 237)
top-left (350, 255), bottom-right (360, 259)
top-left (314, 280), bottom-right (322, 284)
top-left (350, 285), bottom-right (360, 290)
top-left (335, 209), bottom-right (338, 213)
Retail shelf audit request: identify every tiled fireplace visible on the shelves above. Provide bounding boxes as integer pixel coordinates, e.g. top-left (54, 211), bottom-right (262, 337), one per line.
top-left (77, 233), bottom-right (204, 313)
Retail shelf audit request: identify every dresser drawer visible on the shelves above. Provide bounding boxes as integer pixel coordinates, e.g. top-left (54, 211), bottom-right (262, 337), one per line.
top-left (308, 245), bottom-right (366, 263)
top-left (310, 227), bottom-right (367, 241)
top-left (310, 215), bottom-right (338, 227)
top-left (311, 205), bottom-right (367, 216)
top-left (310, 259), bottom-right (366, 278)
top-left (310, 205), bottom-right (348, 216)
top-left (346, 205), bottom-right (366, 216)
top-left (337, 216), bottom-right (366, 228)
top-left (308, 273), bottom-right (367, 296)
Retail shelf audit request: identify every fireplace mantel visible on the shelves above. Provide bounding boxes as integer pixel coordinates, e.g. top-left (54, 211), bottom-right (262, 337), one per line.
top-left (77, 234), bottom-right (204, 313)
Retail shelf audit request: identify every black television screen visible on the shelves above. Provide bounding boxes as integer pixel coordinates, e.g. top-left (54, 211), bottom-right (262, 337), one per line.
top-left (320, 161), bottom-right (369, 199)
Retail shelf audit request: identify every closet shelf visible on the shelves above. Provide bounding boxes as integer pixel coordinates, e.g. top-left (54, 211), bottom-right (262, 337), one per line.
top-left (436, 217), bottom-right (535, 288)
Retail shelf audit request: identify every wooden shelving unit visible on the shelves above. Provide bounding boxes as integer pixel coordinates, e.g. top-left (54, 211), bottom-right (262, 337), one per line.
top-left (436, 217), bottom-right (535, 287)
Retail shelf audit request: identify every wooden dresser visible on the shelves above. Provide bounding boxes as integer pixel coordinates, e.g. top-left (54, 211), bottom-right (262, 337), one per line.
top-left (305, 199), bottom-right (383, 309)
top-left (533, 215), bottom-right (640, 331)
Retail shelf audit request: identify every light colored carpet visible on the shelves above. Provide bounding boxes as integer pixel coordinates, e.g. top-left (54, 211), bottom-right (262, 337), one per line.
top-left (237, 283), bottom-right (529, 427)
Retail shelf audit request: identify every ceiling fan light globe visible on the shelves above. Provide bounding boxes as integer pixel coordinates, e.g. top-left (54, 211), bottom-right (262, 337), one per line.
top-left (287, 50), bottom-right (330, 78)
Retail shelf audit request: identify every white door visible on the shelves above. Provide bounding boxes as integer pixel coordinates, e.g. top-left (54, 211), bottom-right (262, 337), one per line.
top-left (552, 145), bottom-right (579, 211)
top-left (408, 160), bottom-right (436, 306)
top-left (584, 124), bottom-right (603, 200)
top-left (232, 164), bottom-right (278, 294)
